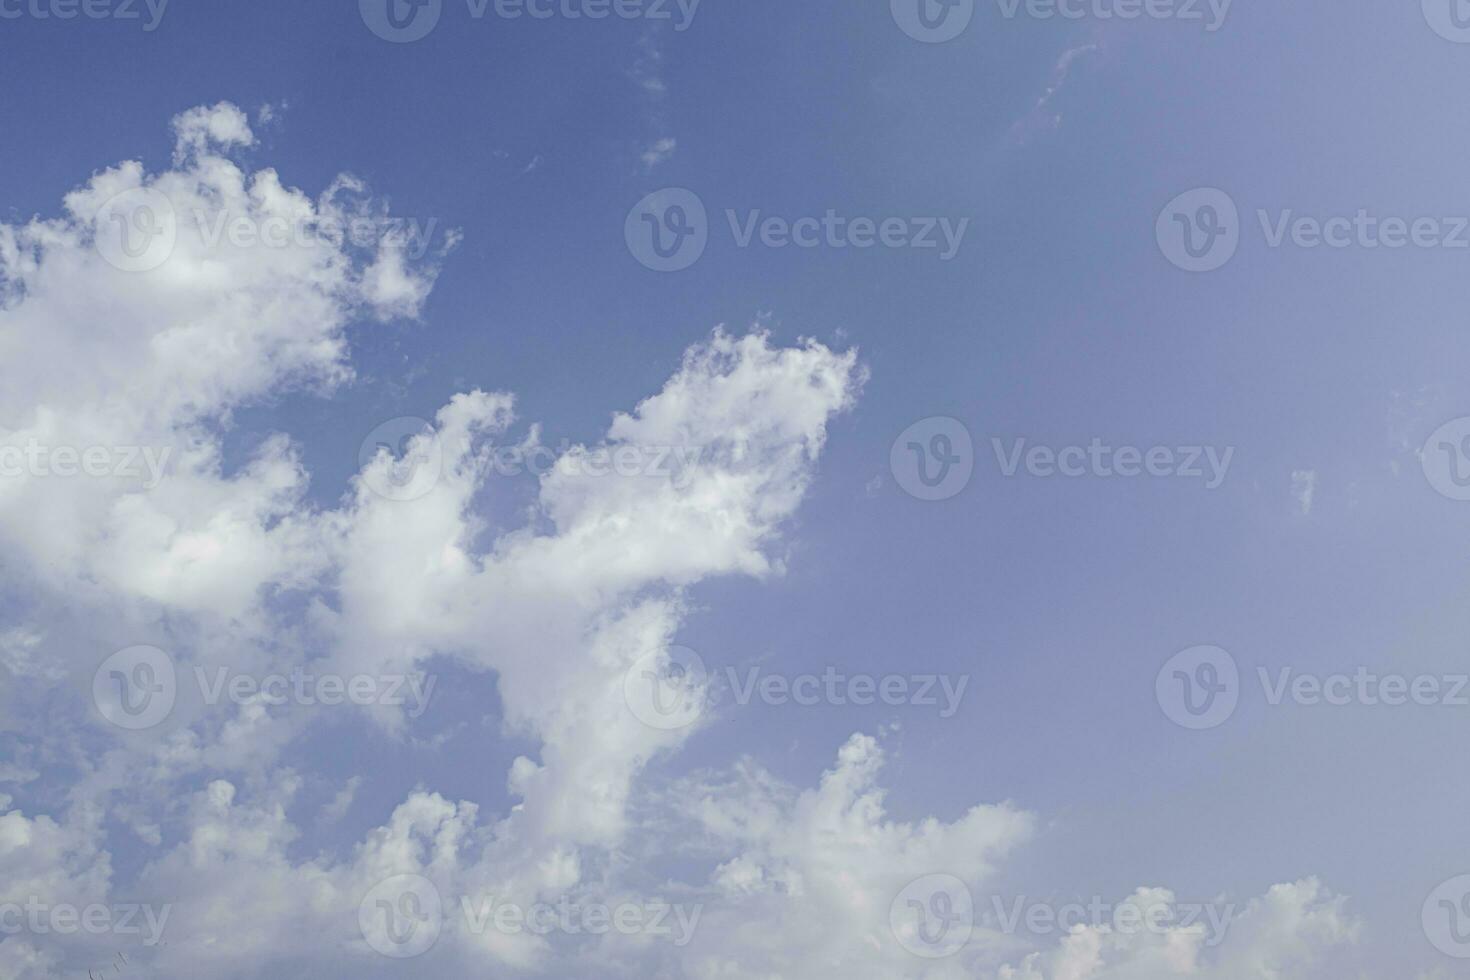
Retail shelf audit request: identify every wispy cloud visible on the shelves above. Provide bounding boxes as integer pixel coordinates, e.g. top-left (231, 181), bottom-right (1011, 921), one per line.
top-left (318, 776), bottom-right (361, 826)
top-left (1292, 469), bottom-right (1318, 515)
top-left (631, 28), bottom-right (677, 171)
top-left (1010, 42), bottom-right (1101, 146)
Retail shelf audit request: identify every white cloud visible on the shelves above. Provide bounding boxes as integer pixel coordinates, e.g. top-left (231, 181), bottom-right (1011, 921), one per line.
top-left (171, 102), bottom-right (255, 164)
top-left (0, 105), bottom-right (442, 620)
top-left (669, 733), bottom-right (1035, 979)
top-left (631, 29), bottom-right (677, 171)
top-left (641, 136), bottom-right (678, 171)
top-left (1292, 469), bottom-right (1318, 515)
top-left (320, 776), bottom-right (363, 826)
top-left (994, 880), bottom-right (1357, 979)
top-left (0, 104), bottom-right (1366, 979)
top-left (1011, 43), bottom-right (1100, 146)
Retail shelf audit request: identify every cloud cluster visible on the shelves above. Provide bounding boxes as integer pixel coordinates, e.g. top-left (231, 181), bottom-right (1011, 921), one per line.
top-left (993, 881), bottom-right (1356, 980)
top-left (0, 104), bottom-right (1362, 978)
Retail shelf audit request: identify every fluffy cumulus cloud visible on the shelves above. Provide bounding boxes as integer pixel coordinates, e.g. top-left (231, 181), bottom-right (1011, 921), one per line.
top-left (991, 881), bottom-right (1356, 980)
top-left (0, 105), bottom-right (1364, 978)
top-left (669, 733), bottom-right (1035, 979)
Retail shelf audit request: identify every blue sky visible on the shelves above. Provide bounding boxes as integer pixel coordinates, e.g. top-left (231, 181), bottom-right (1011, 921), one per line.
top-left (3, 1), bottom-right (1470, 977)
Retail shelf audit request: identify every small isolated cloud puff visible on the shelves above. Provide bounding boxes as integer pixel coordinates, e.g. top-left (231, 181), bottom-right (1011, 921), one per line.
top-left (1292, 469), bottom-right (1318, 515)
